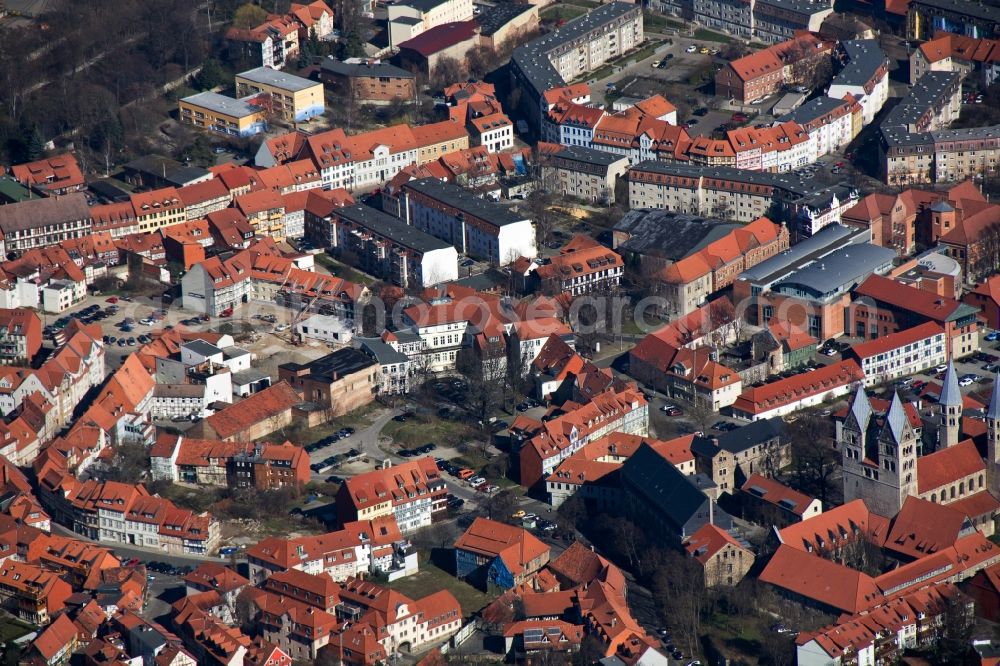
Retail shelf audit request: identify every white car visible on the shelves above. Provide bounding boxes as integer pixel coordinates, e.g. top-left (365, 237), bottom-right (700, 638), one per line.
top-left (686, 45), bottom-right (697, 53)
top-left (959, 377), bottom-right (974, 387)
top-left (274, 323), bottom-right (290, 332)
top-left (469, 477), bottom-right (486, 487)
top-left (139, 318), bottom-right (154, 326)
top-left (935, 364), bottom-right (949, 373)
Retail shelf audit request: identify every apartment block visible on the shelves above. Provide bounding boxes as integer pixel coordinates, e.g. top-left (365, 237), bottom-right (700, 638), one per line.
top-left (235, 67), bottom-right (325, 122)
top-left (178, 92), bottom-right (268, 137)
top-left (910, 31), bottom-right (1000, 86)
top-left (327, 204), bottom-right (458, 288)
top-left (335, 457), bottom-right (448, 531)
top-left (319, 58), bottom-right (417, 104)
top-left (0, 193), bottom-right (91, 253)
top-left (540, 143), bottom-right (629, 204)
top-left (400, 177), bottom-right (536, 264)
top-left (510, 3), bottom-right (643, 131)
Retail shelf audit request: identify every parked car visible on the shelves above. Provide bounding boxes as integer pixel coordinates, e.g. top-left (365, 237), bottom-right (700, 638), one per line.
top-left (468, 477), bottom-right (487, 487)
top-left (987, 331), bottom-right (1000, 342)
top-left (686, 45), bottom-right (697, 53)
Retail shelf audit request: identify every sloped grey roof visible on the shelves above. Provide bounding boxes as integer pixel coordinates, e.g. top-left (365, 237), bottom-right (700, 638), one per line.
top-left (939, 361), bottom-right (961, 407)
top-left (988, 374), bottom-right (1000, 422)
top-left (716, 417), bottom-right (785, 454)
top-left (620, 443), bottom-right (733, 535)
top-left (884, 392), bottom-right (907, 444)
top-left (849, 384), bottom-right (872, 431)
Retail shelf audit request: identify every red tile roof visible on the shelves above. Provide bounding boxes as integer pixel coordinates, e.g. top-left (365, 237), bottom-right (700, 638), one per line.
top-left (760, 544), bottom-right (883, 613)
top-left (398, 21), bottom-right (479, 56)
top-left (454, 517), bottom-right (550, 575)
top-left (776, 499), bottom-right (889, 554)
top-left (340, 457), bottom-right (443, 512)
top-left (916, 439), bottom-right (985, 495)
top-left (855, 274), bottom-right (972, 323)
top-left (11, 153), bottom-right (85, 192)
top-left (850, 321), bottom-right (944, 359)
top-left (883, 495), bottom-right (969, 559)
top-left (684, 523), bottom-right (748, 564)
top-left (204, 381), bottom-right (302, 440)
top-left (741, 473), bottom-right (817, 517)
top-left (732, 360), bottom-right (864, 416)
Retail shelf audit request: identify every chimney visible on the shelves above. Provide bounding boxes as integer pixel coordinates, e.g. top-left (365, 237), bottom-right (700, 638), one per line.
top-left (709, 500), bottom-right (714, 526)
top-left (709, 347), bottom-right (719, 362)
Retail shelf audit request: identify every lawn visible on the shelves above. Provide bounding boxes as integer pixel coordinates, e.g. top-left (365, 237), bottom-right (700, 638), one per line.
top-left (283, 403), bottom-right (381, 447)
top-left (693, 28), bottom-right (733, 43)
top-left (389, 556), bottom-right (493, 618)
top-left (541, 4), bottom-right (587, 21)
top-left (0, 616), bottom-right (35, 642)
top-left (643, 11), bottom-right (685, 32)
top-left (313, 253), bottom-right (375, 286)
top-left (381, 416), bottom-right (473, 448)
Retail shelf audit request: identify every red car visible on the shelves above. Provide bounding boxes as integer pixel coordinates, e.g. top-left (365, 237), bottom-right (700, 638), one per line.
top-left (105, 296), bottom-right (119, 303)
top-left (221, 307), bottom-right (233, 317)
top-left (731, 112), bottom-right (748, 123)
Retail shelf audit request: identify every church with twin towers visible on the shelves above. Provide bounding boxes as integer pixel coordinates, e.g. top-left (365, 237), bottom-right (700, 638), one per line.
top-left (841, 361), bottom-right (1000, 534)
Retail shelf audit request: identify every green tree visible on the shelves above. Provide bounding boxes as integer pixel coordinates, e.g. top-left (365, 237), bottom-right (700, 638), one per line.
top-left (232, 3), bottom-right (268, 28)
top-left (24, 123), bottom-right (44, 161)
top-left (180, 134), bottom-right (215, 167)
top-left (196, 58), bottom-right (229, 90)
top-left (336, 31), bottom-right (365, 60)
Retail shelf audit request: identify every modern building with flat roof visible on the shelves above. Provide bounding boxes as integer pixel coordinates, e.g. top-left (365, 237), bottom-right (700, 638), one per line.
top-left (235, 67), bottom-right (325, 122)
top-left (178, 92), bottom-right (267, 137)
top-left (328, 204), bottom-right (459, 288)
top-left (510, 3), bottom-right (644, 132)
top-left (400, 178), bottom-right (536, 264)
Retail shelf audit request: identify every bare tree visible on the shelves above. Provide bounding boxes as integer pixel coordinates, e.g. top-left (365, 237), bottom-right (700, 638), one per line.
top-left (788, 414), bottom-right (839, 505)
top-left (429, 56), bottom-right (464, 92)
top-left (652, 549), bottom-right (705, 655)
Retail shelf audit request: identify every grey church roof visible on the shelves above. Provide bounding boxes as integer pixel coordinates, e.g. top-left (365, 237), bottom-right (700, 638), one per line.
top-left (988, 373), bottom-right (1000, 421)
top-left (939, 361), bottom-right (962, 407)
top-left (849, 384), bottom-right (872, 431)
top-left (885, 392), bottom-right (907, 444)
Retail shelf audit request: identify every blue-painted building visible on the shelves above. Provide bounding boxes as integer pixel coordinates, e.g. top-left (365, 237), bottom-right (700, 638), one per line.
top-left (235, 67), bottom-right (326, 124)
top-left (454, 517), bottom-right (550, 591)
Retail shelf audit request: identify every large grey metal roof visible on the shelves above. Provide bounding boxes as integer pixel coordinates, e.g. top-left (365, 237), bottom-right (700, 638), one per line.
top-left (771, 243), bottom-right (895, 299)
top-left (237, 67), bottom-right (319, 92)
top-left (831, 40), bottom-right (887, 89)
top-left (320, 58), bottom-right (414, 79)
top-left (511, 2), bottom-right (640, 96)
top-left (552, 144), bottom-right (629, 170)
top-left (335, 203), bottom-right (451, 253)
top-left (404, 178), bottom-right (528, 227)
top-left (620, 443), bottom-right (733, 535)
top-left (355, 336), bottom-right (410, 365)
top-left (181, 91), bottom-right (263, 118)
top-left (778, 96), bottom-right (854, 125)
top-left (909, 0), bottom-right (1000, 22)
top-left (477, 2), bottom-right (537, 36)
top-left (755, 0), bottom-right (834, 16)
top-left (882, 71), bottom-right (961, 131)
top-left (737, 223), bottom-right (866, 287)
top-left (629, 161), bottom-right (831, 198)
top-left (613, 209), bottom-right (738, 260)
top-left (716, 417), bottom-right (785, 454)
